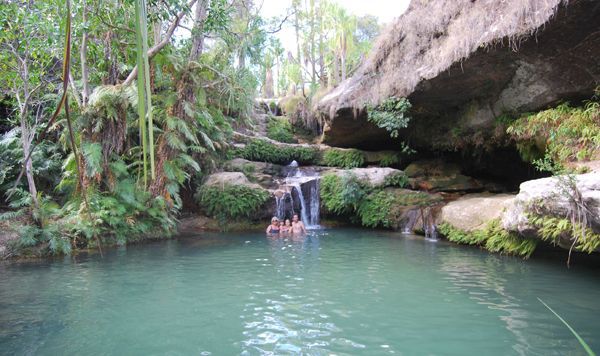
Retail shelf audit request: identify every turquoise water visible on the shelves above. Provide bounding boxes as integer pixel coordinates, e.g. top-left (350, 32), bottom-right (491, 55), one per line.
top-left (1, 229), bottom-right (599, 355)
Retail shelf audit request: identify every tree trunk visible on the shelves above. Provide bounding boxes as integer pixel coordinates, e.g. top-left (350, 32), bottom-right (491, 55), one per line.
top-left (80, 0), bottom-right (90, 105)
top-left (264, 67), bottom-right (274, 98)
top-left (332, 53), bottom-right (340, 86)
top-left (189, 0), bottom-right (208, 62)
top-left (20, 117), bottom-right (39, 209)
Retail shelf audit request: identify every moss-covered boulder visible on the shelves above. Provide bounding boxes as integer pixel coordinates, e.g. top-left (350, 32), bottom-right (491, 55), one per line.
top-left (357, 188), bottom-right (443, 230)
top-left (502, 173), bottom-right (600, 252)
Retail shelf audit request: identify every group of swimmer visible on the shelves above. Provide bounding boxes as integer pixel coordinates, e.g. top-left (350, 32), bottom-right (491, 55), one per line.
top-left (266, 214), bottom-right (306, 235)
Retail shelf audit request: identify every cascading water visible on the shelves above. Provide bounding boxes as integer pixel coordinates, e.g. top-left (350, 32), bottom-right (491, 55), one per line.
top-left (274, 161), bottom-right (321, 228)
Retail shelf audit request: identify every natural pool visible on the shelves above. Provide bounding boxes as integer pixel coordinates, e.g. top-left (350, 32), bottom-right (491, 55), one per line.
top-left (1, 229), bottom-right (599, 355)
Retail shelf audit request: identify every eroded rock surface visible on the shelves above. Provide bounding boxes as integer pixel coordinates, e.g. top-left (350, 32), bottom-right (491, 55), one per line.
top-left (317, 0), bottom-right (600, 150)
top-left (440, 194), bottom-right (515, 232)
top-left (502, 173), bottom-right (600, 238)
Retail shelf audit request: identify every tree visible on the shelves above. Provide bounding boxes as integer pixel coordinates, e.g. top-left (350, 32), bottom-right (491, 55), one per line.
top-left (0, 0), bottom-right (63, 209)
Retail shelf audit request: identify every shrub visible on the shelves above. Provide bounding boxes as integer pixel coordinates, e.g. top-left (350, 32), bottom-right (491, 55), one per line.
top-left (267, 116), bottom-right (296, 143)
top-left (383, 172), bottom-right (409, 188)
top-left (197, 184), bottom-right (270, 221)
top-left (322, 148), bottom-right (365, 168)
top-left (507, 99), bottom-right (600, 172)
top-left (378, 153), bottom-right (400, 167)
top-left (367, 97), bottom-right (412, 138)
top-left (230, 139), bottom-right (318, 165)
top-left (320, 173), bottom-right (369, 215)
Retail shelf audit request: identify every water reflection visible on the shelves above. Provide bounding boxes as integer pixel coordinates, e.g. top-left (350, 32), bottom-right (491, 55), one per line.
top-left (239, 232), bottom-right (348, 354)
top-left (437, 248), bottom-right (552, 355)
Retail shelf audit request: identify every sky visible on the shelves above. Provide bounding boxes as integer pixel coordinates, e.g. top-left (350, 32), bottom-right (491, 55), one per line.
top-left (258, 0), bottom-right (411, 52)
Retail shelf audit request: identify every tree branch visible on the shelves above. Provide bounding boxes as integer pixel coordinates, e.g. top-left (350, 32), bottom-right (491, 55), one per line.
top-left (122, 0), bottom-right (197, 86)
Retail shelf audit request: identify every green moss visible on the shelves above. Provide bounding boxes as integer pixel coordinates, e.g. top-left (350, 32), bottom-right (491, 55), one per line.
top-left (267, 116), bottom-right (296, 143)
top-left (197, 184), bottom-right (270, 221)
top-left (507, 99), bottom-right (600, 172)
top-left (438, 219), bottom-right (537, 258)
top-left (322, 148), bottom-right (365, 168)
top-left (230, 139), bottom-right (318, 165)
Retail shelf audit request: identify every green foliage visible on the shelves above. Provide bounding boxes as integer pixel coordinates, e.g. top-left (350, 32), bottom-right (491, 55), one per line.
top-left (197, 184), bottom-right (269, 221)
top-left (267, 116), bottom-right (295, 143)
top-left (438, 223), bottom-right (488, 245)
top-left (231, 139), bottom-right (317, 165)
top-left (438, 219), bottom-right (537, 258)
top-left (357, 190), bottom-right (440, 229)
top-left (529, 214), bottom-right (600, 254)
top-left (538, 298), bottom-right (596, 356)
top-left (367, 97), bottom-right (412, 138)
top-left (483, 220), bottom-right (537, 258)
top-left (0, 128), bottom-right (63, 194)
top-left (322, 149), bottom-right (365, 168)
top-left (357, 191), bottom-right (395, 228)
top-left (378, 153), bottom-right (400, 167)
top-left (383, 172), bottom-right (409, 188)
top-left (320, 173), bottom-right (369, 215)
top-left (507, 100), bottom-right (600, 171)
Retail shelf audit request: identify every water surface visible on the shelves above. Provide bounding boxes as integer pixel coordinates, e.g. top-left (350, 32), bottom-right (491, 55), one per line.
top-left (1, 229), bottom-right (599, 355)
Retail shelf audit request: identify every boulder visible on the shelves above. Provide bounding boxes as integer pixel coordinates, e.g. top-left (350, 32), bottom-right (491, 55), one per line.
top-left (324, 167), bottom-right (404, 188)
top-left (502, 173), bottom-right (600, 238)
top-left (204, 172), bottom-right (264, 190)
top-left (440, 194), bottom-right (515, 232)
top-left (404, 159), bottom-right (483, 192)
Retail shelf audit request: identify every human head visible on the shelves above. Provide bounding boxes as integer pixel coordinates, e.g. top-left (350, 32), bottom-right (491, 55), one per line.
top-left (292, 214), bottom-right (299, 222)
top-left (285, 219), bottom-right (291, 226)
top-left (271, 217), bottom-right (278, 224)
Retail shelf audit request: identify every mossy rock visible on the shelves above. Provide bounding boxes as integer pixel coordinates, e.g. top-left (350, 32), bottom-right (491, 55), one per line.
top-left (357, 188), bottom-right (443, 230)
top-left (318, 148), bottom-right (365, 168)
top-left (228, 138), bottom-right (318, 165)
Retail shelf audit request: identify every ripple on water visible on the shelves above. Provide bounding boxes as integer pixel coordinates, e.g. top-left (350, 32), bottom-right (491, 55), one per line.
top-left (1, 230), bottom-right (600, 355)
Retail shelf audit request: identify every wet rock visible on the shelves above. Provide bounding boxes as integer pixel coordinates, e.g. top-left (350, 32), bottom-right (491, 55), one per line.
top-left (440, 194), bottom-right (515, 232)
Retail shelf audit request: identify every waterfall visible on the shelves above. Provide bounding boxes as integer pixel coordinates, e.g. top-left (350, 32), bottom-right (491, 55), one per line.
top-left (274, 162), bottom-right (321, 229)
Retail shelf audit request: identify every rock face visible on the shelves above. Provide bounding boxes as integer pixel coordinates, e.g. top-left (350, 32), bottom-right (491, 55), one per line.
top-left (440, 194), bottom-right (515, 232)
top-left (317, 0), bottom-right (600, 150)
top-left (325, 167), bottom-right (404, 188)
top-left (404, 159), bottom-right (502, 192)
top-left (502, 173), bottom-right (600, 238)
top-left (204, 172), bottom-right (264, 190)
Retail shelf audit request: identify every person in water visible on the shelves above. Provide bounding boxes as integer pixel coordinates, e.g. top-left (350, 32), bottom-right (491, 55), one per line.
top-left (266, 217), bottom-right (280, 234)
top-left (281, 219), bottom-right (292, 234)
top-left (291, 214), bottom-right (306, 235)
